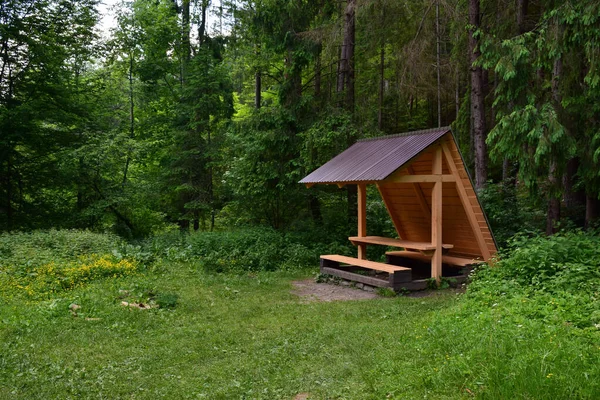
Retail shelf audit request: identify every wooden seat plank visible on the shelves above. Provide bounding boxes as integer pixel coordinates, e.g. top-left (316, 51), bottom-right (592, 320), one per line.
top-left (349, 236), bottom-right (453, 251)
top-left (385, 250), bottom-right (482, 267)
top-left (320, 254), bottom-right (410, 274)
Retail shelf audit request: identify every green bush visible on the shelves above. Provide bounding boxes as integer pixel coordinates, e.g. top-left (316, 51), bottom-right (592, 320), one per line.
top-left (155, 292), bottom-right (179, 309)
top-left (464, 230), bottom-right (600, 329)
top-left (0, 229), bottom-right (124, 269)
top-left (149, 227), bottom-right (354, 273)
top-left (478, 182), bottom-right (545, 247)
top-left (0, 230), bottom-right (139, 299)
top-left (416, 230), bottom-right (600, 398)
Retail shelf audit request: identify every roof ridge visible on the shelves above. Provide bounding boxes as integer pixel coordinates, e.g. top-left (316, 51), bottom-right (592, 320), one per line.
top-left (358, 126), bottom-right (451, 142)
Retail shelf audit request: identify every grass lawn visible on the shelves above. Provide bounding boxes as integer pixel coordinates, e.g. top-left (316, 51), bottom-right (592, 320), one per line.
top-left (1, 261), bottom-right (599, 399)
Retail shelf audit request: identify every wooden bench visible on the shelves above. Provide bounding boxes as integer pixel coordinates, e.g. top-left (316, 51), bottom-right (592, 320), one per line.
top-left (349, 236), bottom-right (453, 254)
top-left (320, 254), bottom-right (412, 289)
top-left (385, 250), bottom-right (482, 267)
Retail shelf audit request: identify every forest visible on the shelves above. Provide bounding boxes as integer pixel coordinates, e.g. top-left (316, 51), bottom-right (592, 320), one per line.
top-left (2, 1), bottom-right (600, 398)
top-left (2, 0), bottom-right (599, 238)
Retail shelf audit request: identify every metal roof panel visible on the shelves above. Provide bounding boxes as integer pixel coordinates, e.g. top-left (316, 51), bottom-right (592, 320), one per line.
top-left (300, 127), bottom-right (451, 183)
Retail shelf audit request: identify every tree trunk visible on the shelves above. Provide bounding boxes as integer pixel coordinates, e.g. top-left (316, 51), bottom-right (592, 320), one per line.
top-left (546, 200), bottom-right (560, 234)
top-left (283, 48), bottom-right (302, 107)
top-left (122, 54), bottom-right (134, 188)
top-left (546, 55), bottom-right (563, 235)
top-left (347, 184), bottom-right (357, 225)
top-left (314, 50), bottom-right (321, 99)
top-left (179, 219), bottom-right (189, 232)
top-left (337, 0), bottom-right (357, 221)
top-left (377, 4), bottom-right (385, 131)
top-left (517, 0), bottom-right (529, 34)
top-left (337, 0), bottom-right (356, 112)
top-left (193, 210), bottom-right (200, 231)
top-left (585, 195), bottom-right (600, 229)
top-left (546, 160), bottom-right (560, 235)
top-left (5, 151), bottom-right (12, 230)
top-left (436, 0), bottom-right (442, 127)
top-left (563, 158), bottom-right (585, 223)
top-left (309, 194), bottom-right (322, 224)
top-left (455, 69), bottom-right (460, 121)
top-left (198, 0), bottom-right (208, 46)
top-left (255, 71), bottom-right (261, 109)
top-left (378, 44), bottom-right (384, 130)
top-left (469, 0), bottom-right (487, 190)
top-left (181, 0), bottom-right (191, 83)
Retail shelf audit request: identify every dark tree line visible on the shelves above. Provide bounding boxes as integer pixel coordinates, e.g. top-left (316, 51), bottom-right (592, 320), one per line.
top-left (1, 0), bottom-right (599, 237)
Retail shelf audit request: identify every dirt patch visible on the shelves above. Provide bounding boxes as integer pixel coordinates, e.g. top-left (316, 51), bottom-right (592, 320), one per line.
top-left (291, 279), bottom-right (379, 302)
top-left (293, 393), bottom-right (311, 400)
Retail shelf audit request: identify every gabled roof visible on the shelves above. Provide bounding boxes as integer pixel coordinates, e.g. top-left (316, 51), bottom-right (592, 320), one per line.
top-left (299, 127), bottom-right (450, 184)
top-left (299, 127), bottom-right (498, 260)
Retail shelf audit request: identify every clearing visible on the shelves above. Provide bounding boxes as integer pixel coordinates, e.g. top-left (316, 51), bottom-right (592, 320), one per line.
top-left (2, 262), bottom-right (598, 399)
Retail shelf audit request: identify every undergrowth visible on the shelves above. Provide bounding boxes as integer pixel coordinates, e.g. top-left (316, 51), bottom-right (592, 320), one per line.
top-left (466, 230), bottom-right (600, 329)
top-left (418, 230), bottom-right (600, 398)
top-left (0, 230), bottom-right (139, 299)
top-left (148, 227), bottom-right (353, 273)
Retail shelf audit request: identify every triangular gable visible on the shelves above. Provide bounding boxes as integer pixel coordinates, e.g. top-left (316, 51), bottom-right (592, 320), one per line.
top-left (376, 132), bottom-right (496, 259)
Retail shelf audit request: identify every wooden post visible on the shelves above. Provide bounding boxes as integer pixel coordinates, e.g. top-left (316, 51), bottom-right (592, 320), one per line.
top-left (357, 183), bottom-right (367, 259)
top-left (431, 146), bottom-right (443, 282)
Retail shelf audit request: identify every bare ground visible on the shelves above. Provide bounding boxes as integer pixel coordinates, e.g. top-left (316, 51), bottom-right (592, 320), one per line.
top-left (291, 279), bottom-right (465, 302)
top-left (291, 279), bottom-right (379, 302)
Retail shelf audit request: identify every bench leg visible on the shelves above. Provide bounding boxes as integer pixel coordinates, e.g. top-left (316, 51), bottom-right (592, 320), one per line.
top-left (320, 258), bottom-right (340, 269)
top-left (389, 270), bottom-right (412, 289)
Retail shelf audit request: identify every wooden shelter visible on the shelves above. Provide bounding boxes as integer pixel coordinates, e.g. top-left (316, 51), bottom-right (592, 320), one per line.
top-left (300, 127), bottom-right (497, 290)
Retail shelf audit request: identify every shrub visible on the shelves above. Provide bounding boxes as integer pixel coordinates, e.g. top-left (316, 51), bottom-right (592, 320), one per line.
top-left (478, 183), bottom-right (545, 247)
top-left (464, 230), bottom-right (600, 329)
top-left (2, 255), bottom-right (137, 299)
top-left (0, 230), bottom-right (138, 299)
top-left (155, 292), bottom-right (179, 309)
top-left (0, 229), bottom-right (124, 269)
top-left (149, 227), bottom-right (353, 273)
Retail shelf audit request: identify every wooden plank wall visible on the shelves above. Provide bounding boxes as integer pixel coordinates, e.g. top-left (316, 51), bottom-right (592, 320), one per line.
top-left (377, 134), bottom-right (497, 259)
top-left (441, 135), bottom-right (497, 258)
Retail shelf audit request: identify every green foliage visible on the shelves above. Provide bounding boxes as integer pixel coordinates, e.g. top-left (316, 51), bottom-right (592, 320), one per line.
top-left (466, 230), bottom-right (600, 329)
top-left (376, 287), bottom-right (397, 297)
top-left (0, 230), bottom-right (124, 267)
top-left (149, 227), bottom-right (351, 273)
top-left (478, 182), bottom-right (546, 247)
top-left (0, 0), bottom-right (99, 231)
top-left (414, 230), bottom-right (600, 399)
top-left (1, 229), bottom-right (600, 398)
top-left (224, 107), bottom-right (305, 229)
top-left (0, 230), bottom-right (138, 299)
top-left (314, 273), bottom-right (332, 283)
top-left (2, 255), bottom-right (137, 299)
top-left (425, 276), bottom-right (457, 290)
top-left (155, 292), bottom-right (179, 309)
top-left (483, 0), bottom-right (600, 202)
top-left (300, 108), bottom-right (357, 172)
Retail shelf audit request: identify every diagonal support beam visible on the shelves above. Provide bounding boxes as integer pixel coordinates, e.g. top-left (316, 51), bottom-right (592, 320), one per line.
top-left (407, 166), bottom-right (431, 223)
top-left (442, 142), bottom-right (491, 260)
top-left (376, 184), bottom-right (409, 241)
